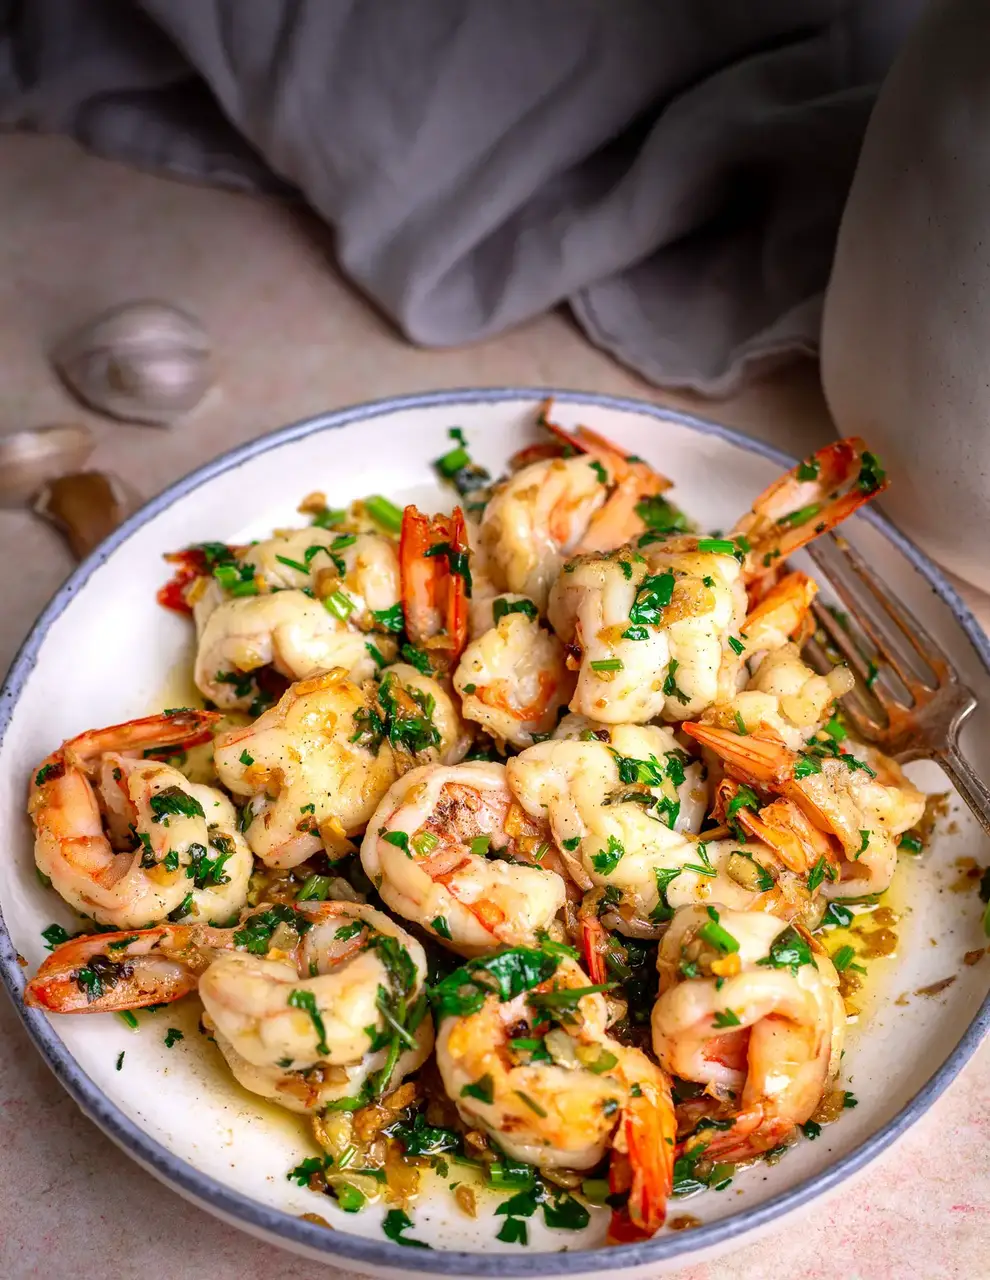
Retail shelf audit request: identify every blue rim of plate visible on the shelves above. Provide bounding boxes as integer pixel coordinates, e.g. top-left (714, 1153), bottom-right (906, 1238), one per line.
top-left (1, 386), bottom-right (988, 1274)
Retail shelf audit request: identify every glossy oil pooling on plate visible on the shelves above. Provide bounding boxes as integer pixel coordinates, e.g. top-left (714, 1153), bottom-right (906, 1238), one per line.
top-left (21, 400), bottom-right (980, 1254)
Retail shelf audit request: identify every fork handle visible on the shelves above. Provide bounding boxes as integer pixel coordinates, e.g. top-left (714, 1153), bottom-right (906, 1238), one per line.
top-left (933, 740), bottom-right (990, 841)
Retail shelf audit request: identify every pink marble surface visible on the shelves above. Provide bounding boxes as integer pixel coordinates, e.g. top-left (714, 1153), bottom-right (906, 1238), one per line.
top-left (0, 134), bottom-right (986, 1279)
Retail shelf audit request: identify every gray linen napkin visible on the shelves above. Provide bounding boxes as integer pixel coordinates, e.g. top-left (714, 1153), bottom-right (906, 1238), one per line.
top-left (0, 0), bottom-right (923, 395)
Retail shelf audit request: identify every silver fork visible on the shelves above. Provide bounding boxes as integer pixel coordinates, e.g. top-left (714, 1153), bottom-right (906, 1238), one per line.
top-left (802, 534), bottom-right (990, 840)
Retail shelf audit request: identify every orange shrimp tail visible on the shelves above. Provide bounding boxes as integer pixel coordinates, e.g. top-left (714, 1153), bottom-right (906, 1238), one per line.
top-left (737, 438), bottom-right (888, 579)
top-left (739, 797), bottom-right (836, 876)
top-left (399, 504), bottom-right (469, 667)
top-left (580, 915), bottom-right (608, 985)
top-left (686, 1105), bottom-right (794, 1165)
top-left (607, 1074), bottom-right (676, 1245)
top-left (24, 928), bottom-right (199, 1013)
top-left (742, 570), bottom-right (818, 648)
top-left (681, 722), bottom-right (794, 787)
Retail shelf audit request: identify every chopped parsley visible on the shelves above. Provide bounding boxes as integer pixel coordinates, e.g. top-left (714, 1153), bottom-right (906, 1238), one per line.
top-left (381, 1208), bottom-right (431, 1249)
top-left (493, 597), bottom-right (538, 624)
top-left (650, 866), bottom-right (683, 922)
top-left (431, 915), bottom-right (452, 941)
top-left (857, 451), bottom-right (886, 495)
top-left (461, 1074), bottom-right (495, 1105)
top-left (697, 906), bottom-right (739, 954)
top-left (796, 457), bottom-right (820, 482)
top-left (793, 753), bottom-right (822, 779)
top-left (41, 923), bottom-right (71, 951)
top-left (712, 1008), bottom-right (741, 1029)
top-left (635, 494), bottom-right (688, 534)
top-left (728, 635), bottom-right (745, 656)
top-left (163, 1027), bottom-right (184, 1048)
top-left (807, 855), bottom-right (835, 893)
top-left (429, 947), bottom-right (560, 1020)
top-left (663, 657), bottom-right (690, 705)
top-left (898, 833), bottom-right (923, 854)
top-left (588, 459), bottom-right (608, 485)
top-left (371, 602), bottom-right (405, 632)
top-left (757, 926), bottom-right (813, 976)
top-left (233, 904), bottom-right (312, 955)
top-left (149, 786), bottom-right (205, 823)
top-left (591, 835), bottom-right (624, 875)
top-left (628, 571), bottom-right (675, 629)
top-left (288, 989), bottom-right (330, 1056)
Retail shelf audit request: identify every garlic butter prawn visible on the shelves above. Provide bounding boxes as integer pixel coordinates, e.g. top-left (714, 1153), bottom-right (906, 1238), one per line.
top-left (29, 711), bottom-right (251, 929)
top-left (480, 406), bottom-right (673, 612)
top-left (453, 594), bottom-right (574, 749)
top-left (652, 906), bottom-right (845, 1161)
top-left (361, 761), bottom-right (568, 955)
top-left (28, 901), bottom-right (433, 1115)
top-left (699, 641), bottom-right (854, 752)
top-left (214, 664), bottom-right (468, 868)
top-left (433, 948), bottom-right (676, 1240)
top-left (506, 723), bottom-right (707, 923)
top-left (180, 529), bottom-right (402, 709)
top-left (549, 440), bottom-right (887, 726)
top-left (683, 722), bottom-right (925, 898)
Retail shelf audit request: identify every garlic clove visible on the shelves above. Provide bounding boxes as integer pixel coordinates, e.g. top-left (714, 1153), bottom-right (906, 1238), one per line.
top-left (0, 423), bottom-right (95, 507)
top-left (33, 471), bottom-right (142, 559)
top-left (53, 300), bottom-right (213, 427)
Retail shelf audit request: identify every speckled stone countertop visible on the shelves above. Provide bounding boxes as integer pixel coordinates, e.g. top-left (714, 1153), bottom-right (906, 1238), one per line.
top-left (0, 134), bottom-right (986, 1280)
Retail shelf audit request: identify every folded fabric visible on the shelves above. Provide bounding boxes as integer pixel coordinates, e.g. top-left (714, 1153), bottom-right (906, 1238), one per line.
top-left (0, 0), bottom-right (923, 395)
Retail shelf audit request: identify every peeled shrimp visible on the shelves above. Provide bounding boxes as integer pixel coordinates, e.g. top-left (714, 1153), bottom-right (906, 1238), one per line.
top-left (213, 666), bottom-right (469, 868)
top-left (192, 530), bottom-right (401, 709)
top-left (683, 723), bottom-right (926, 898)
top-left (26, 901), bottom-right (433, 1114)
top-left (548, 440), bottom-right (887, 726)
top-left (453, 596), bottom-right (574, 749)
top-left (435, 950), bottom-right (676, 1240)
top-left (506, 723), bottom-right (707, 921)
top-left (200, 902), bottom-right (433, 1112)
top-left (361, 761), bottom-right (567, 955)
top-left (29, 712), bottom-right (251, 929)
top-left (652, 905), bottom-right (845, 1160)
top-left (699, 642), bottom-right (855, 752)
top-left (548, 542), bottom-right (747, 724)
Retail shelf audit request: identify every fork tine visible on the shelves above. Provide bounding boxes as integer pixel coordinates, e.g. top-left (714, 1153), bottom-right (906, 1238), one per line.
top-left (821, 537), bottom-right (952, 678)
top-left (807, 539), bottom-right (947, 692)
top-left (809, 597), bottom-right (875, 685)
top-left (802, 635), bottom-right (884, 738)
top-left (807, 550), bottom-right (916, 693)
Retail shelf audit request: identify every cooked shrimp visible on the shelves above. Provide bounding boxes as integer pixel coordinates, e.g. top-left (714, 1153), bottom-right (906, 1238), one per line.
top-left (478, 420), bottom-right (673, 618)
top-left (506, 724), bottom-right (707, 921)
top-left (652, 905), bottom-right (845, 1160)
top-left (194, 591), bottom-right (382, 709)
top-left (434, 950), bottom-right (675, 1239)
top-left (682, 723), bottom-right (926, 898)
top-left (192, 530), bottom-right (401, 710)
top-left (548, 442), bottom-right (887, 726)
top-left (548, 541), bottom-right (748, 724)
top-left (26, 901), bottom-right (433, 1114)
top-left (213, 666), bottom-right (469, 868)
top-left (400, 505), bottom-right (470, 672)
top-left (200, 902), bottom-right (433, 1112)
top-left (699, 642), bottom-right (855, 752)
top-left (453, 596), bottom-right (574, 749)
top-left (361, 761), bottom-right (567, 955)
top-left (29, 712), bottom-right (251, 929)
top-left (739, 571), bottom-right (818, 654)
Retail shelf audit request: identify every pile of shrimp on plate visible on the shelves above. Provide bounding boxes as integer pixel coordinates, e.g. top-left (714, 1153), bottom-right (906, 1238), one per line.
top-left (25, 403), bottom-right (926, 1248)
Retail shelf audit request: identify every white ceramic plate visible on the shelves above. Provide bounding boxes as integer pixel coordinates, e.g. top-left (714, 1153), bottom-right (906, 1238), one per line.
top-left (1, 390), bottom-right (988, 1279)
